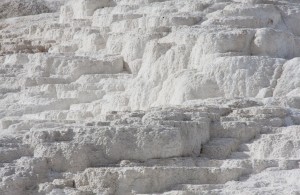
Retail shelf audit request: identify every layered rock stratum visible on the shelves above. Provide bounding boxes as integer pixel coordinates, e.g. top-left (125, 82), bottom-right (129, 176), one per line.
top-left (0, 0), bottom-right (300, 194)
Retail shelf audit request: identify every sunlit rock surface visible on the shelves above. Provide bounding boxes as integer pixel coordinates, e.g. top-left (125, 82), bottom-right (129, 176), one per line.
top-left (0, 0), bottom-right (299, 194)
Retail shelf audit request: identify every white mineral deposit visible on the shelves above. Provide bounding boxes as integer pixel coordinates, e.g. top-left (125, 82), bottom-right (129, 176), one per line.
top-left (0, 0), bottom-right (299, 194)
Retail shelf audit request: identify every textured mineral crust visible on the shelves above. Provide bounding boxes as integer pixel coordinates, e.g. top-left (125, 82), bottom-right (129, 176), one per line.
top-left (0, 0), bottom-right (300, 194)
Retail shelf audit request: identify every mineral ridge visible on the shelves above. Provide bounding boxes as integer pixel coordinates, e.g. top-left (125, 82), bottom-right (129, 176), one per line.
top-left (0, 0), bottom-right (300, 194)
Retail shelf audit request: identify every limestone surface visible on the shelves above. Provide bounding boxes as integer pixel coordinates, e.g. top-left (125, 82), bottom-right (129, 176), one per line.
top-left (0, 0), bottom-right (300, 194)
top-left (0, 0), bottom-right (67, 19)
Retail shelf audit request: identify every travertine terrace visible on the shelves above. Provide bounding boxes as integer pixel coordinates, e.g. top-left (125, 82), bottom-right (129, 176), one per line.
top-left (0, 0), bottom-right (300, 194)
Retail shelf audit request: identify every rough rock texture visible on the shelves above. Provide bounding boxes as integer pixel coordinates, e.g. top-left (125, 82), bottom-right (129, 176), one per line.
top-left (0, 0), bottom-right (300, 194)
top-left (0, 0), bottom-right (66, 19)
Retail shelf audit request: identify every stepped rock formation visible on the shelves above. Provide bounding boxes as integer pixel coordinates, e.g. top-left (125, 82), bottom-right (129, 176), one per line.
top-left (0, 0), bottom-right (300, 194)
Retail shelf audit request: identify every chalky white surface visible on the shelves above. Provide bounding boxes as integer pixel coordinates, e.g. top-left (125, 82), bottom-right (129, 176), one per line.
top-left (0, 0), bottom-right (300, 194)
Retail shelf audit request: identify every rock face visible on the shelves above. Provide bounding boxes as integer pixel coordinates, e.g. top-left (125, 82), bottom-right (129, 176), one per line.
top-left (0, 0), bottom-right (300, 194)
top-left (0, 0), bottom-right (67, 19)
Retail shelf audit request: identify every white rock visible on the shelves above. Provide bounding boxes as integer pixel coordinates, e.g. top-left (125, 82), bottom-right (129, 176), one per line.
top-left (0, 0), bottom-right (299, 194)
